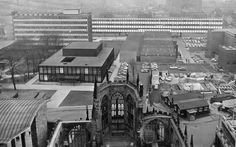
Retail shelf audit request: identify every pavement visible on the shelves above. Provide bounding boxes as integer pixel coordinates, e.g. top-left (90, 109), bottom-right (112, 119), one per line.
top-left (177, 39), bottom-right (194, 63)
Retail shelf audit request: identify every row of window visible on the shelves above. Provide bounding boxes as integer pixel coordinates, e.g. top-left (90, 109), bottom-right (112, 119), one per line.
top-left (39, 66), bottom-right (101, 75)
top-left (14, 31), bottom-right (88, 34)
top-left (93, 29), bottom-right (210, 33)
top-left (15, 26), bottom-right (88, 29)
top-left (39, 74), bottom-right (102, 82)
top-left (13, 19), bottom-right (88, 22)
top-left (14, 22), bottom-right (88, 25)
top-left (93, 25), bottom-right (221, 29)
top-left (93, 21), bottom-right (222, 25)
top-left (15, 33), bottom-right (88, 36)
top-left (14, 24), bottom-right (88, 27)
top-left (93, 18), bottom-right (223, 21)
top-left (14, 15), bottom-right (89, 20)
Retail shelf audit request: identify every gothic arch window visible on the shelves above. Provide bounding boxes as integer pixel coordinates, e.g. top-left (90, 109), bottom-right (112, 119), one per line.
top-left (127, 95), bottom-right (134, 128)
top-left (101, 95), bottom-right (109, 129)
top-left (111, 92), bottom-right (125, 131)
top-left (111, 92), bottom-right (124, 118)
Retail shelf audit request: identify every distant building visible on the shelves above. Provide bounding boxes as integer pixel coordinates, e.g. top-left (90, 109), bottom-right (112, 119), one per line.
top-left (218, 46), bottom-right (236, 72)
top-left (161, 92), bottom-right (209, 120)
top-left (0, 99), bottom-right (47, 147)
top-left (207, 29), bottom-right (236, 72)
top-left (92, 17), bottom-right (223, 36)
top-left (120, 31), bottom-right (177, 64)
top-left (207, 29), bottom-right (236, 57)
top-left (12, 9), bottom-right (93, 45)
top-left (38, 42), bottom-right (114, 83)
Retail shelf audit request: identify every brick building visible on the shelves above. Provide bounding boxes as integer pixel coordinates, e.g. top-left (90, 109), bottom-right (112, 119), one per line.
top-left (207, 29), bottom-right (236, 72)
top-left (207, 29), bottom-right (236, 57)
top-left (218, 46), bottom-right (236, 72)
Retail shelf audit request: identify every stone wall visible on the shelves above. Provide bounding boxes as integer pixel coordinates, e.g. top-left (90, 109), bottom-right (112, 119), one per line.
top-left (35, 103), bottom-right (47, 147)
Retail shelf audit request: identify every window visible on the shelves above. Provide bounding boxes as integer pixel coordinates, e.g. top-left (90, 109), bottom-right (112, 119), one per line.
top-left (40, 75), bottom-right (44, 81)
top-left (85, 75), bottom-right (89, 81)
top-left (80, 68), bottom-right (84, 74)
top-left (44, 75), bottom-right (48, 81)
top-left (39, 67), bottom-right (43, 73)
top-left (51, 67), bottom-right (56, 74)
top-left (76, 67), bottom-right (80, 74)
top-left (68, 67), bottom-right (72, 74)
top-left (72, 67), bottom-right (76, 74)
top-left (85, 68), bottom-right (88, 74)
top-left (198, 107), bottom-right (203, 112)
top-left (43, 67), bottom-right (47, 74)
top-left (56, 67), bottom-right (60, 74)
top-left (47, 67), bottom-right (51, 73)
top-left (64, 67), bottom-right (68, 74)
top-left (60, 67), bottom-right (64, 73)
top-left (93, 68), bottom-right (97, 74)
top-left (88, 67), bottom-right (93, 74)
top-left (97, 75), bottom-right (101, 82)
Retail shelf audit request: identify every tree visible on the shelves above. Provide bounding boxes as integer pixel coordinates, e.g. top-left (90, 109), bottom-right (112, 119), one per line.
top-left (5, 51), bottom-right (22, 90)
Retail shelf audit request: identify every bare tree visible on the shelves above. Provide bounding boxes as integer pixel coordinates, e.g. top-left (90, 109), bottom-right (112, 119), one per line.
top-left (5, 51), bottom-right (22, 90)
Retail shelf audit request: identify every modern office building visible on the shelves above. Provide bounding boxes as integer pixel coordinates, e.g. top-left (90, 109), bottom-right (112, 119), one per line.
top-left (0, 99), bottom-right (47, 147)
top-left (12, 9), bottom-right (92, 45)
top-left (207, 29), bottom-right (236, 57)
top-left (120, 31), bottom-right (177, 64)
top-left (38, 42), bottom-right (114, 83)
top-left (218, 46), bottom-right (236, 73)
top-left (206, 29), bottom-right (236, 72)
top-left (92, 17), bottom-right (223, 36)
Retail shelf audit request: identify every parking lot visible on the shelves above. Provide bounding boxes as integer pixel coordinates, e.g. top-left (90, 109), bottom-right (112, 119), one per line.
top-left (182, 36), bottom-right (207, 50)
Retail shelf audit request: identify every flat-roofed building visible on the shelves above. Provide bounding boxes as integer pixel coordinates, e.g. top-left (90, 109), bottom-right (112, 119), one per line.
top-left (12, 9), bottom-right (92, 45)
top-left (0, 99), bottom-right (47, 147)
top-left (207, 29), bottom-right (236, 58)
top-left (38, 42), bottom-right (114, 83)
top-left (218, 45), bottom-right (236, 72)
top-left (92, 17), bottom-right (223, 36)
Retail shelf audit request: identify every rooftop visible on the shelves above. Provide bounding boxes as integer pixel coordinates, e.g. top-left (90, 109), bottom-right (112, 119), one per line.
top-left (225, 29), bottom-right (236, 36)
top-left (40, 47), bottom-right (113, 67)
top-left (177, 99), bottom-right (208, 110)
top-left (64, 42), bottom-right (101, 50)
top-left (0, 99), bottom-right (45, 143)
top-left (169, 92), bottom-right (203, 102)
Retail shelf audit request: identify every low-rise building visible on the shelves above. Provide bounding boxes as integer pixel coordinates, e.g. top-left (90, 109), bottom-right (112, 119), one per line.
top-left (162, 92), bottom-right (209, 120)
top-left (38, 42), bottom-right (114, 83)
top-left (218, 46), bottom-right (236, 73)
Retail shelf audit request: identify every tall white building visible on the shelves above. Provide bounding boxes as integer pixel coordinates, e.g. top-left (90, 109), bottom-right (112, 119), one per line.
top-left (12, 9), bottom-right (93, 46)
